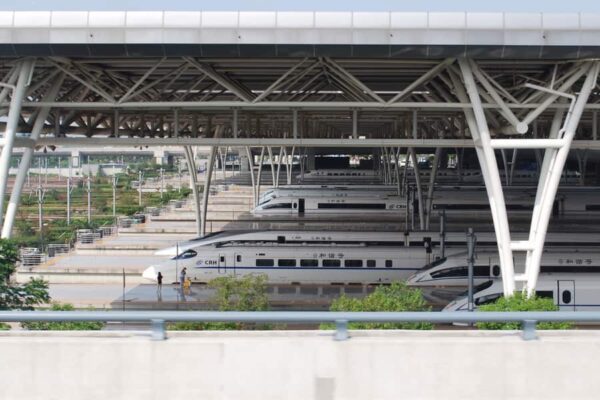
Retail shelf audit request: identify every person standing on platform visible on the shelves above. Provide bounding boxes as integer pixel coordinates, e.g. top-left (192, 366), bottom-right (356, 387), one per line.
top-left (157, 272), bottom-right (163, 293)
top-left (179, 268), bottom-right (187, 291)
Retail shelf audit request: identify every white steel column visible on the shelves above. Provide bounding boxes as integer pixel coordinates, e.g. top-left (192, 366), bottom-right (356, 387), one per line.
top-left (183, 145), bottom-right (201, 236)
top-left (2, 72), bottom-right (64, 238)
top-left (245, 147), bottom-right (257, 207)
top-left (525, 62), bottom-right (599, 296)
top-left (409, 111), bottom-right (425, 230)
top-left (255, 147), bottom-right (265, 206)
top-left (425, 147), bottom-right (442, 230)
top-left (0, 59), bottom-right (34, 228)
top-left (457, 59), bottom-right (516, 295)
top-left (199, 125), bottom-right (223, 236)
top-left (267, 146), bottom-right (276, 186)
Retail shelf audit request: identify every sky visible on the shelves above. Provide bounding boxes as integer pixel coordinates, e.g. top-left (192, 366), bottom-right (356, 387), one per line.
top-left (2, 0), bottom-right (600, 12)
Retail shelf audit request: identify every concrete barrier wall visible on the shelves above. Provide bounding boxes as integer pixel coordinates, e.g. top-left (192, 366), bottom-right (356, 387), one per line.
top-left (1, 330), bottom-right (600, 400)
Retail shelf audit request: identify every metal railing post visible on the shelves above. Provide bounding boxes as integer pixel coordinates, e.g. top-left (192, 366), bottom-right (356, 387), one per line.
top-left (334, 319), bottom-right (349, 341)
top-left (522, 320), bottom-right (538, 341)
top-left (151, 319), bottom-right (166, 341)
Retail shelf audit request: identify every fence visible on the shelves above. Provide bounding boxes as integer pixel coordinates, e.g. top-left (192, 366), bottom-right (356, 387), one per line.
top-left (19, 248), bottom-right (46, 266)
top-left (0, 310), bottom-right (595, 341)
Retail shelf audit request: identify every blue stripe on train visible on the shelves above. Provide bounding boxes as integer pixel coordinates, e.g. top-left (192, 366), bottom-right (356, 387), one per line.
top-left (193, 265), bottom-right (420, 271)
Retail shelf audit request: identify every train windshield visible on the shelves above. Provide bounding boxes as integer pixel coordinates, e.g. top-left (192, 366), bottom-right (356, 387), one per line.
top-left (172, 250), bottom-right (198, 260)
top-left (430, 265), bottom-right (490, 279)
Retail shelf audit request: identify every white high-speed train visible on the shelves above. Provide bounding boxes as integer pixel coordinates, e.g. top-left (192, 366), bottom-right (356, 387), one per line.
top-left (253, 195), bottom-right (406, 215)
top-left (143, 230), bottom-right (600, 285)
top-left (297, 168), bottom-right (582, 185)
top-left (254, 185), bottom-right (600, 216)
top-left (443, 273), bottom-right (600, 311)
top-left (407, 249), bottom-right (600, 287)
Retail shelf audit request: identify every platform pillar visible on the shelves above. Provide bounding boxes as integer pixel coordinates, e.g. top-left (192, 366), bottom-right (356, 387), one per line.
top-left (2, 72), bottom-right (64, 238)
top-left (0, 59), bottom-right (34, 229)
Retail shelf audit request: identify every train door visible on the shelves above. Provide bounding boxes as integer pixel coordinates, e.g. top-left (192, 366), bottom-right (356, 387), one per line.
top-left (298, 198), bottom-right (305, 214)
top-left (232, 253), bottom-right (241, 275)
top-left (218, 254), bottom-right (226, 274)
top-left (557, 280), bottom-right (575, 310)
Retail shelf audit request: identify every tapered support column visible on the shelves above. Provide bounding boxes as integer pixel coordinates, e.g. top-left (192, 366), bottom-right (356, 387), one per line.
top-left (425, 147), bottom-right (442, 230)
top-left (183, 146), bottom-right (201, 236)
top-left (458, 59), bottom-right (516, 296)
top-left (0, 59), bottom-right (34, 228)
top-left (525, 62), bottom-right (599, 296)
top-left (245, 147), bottom-right (257, 207)
top-left (199, 125), bottom-right (223, 237)
top-left (2, 72), bottom-right (64, 238)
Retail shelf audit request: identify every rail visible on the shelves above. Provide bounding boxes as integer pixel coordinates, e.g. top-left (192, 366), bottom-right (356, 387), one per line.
top-left (0, 311), bottom-right (596, 341)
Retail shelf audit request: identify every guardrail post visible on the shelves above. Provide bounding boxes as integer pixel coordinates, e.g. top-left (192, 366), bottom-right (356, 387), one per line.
top-left (151, 319), bottom-right (167, 340)
top-left (334, 319), bottom-right (349, 341)
top-left (522, 319), bottom-right (537, 341)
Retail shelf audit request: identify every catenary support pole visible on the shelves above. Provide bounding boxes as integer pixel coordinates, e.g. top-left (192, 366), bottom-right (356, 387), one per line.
top-left (0, 59), bottom-right (34, 229)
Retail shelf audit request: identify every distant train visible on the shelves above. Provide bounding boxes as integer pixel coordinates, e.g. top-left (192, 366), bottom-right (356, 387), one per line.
top-left (253, 185), bottom-right (600, 216)
top-left (443, 273), bottom-right (600, 311)
top-left (297, 168), bottom-right (582, 185)
top-left (407, 249), bottom-right (600, 287)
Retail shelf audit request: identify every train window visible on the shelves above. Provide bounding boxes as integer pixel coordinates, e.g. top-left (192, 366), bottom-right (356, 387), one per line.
top-left (236, 255), bottom-right (242, 262)
top-left (263, 203), bottom-right (292, 209)
top-left (323, 259), bottom-right (341, 267)
top-left (536, 291), bottom-right (554, 299)
top-left (562, 290), bottom-right (572, 304)
top-left (255, 259), bottom-right (274, 267)
top-left (344, 259), bottom-right (363, 268)
top-left (385, 260), bottom-right (392, 268)
top-left (431, 266), bottom-right (490, 279)
top-left (300, 259), bottom-right (318, 267)
top-left (492, 265), bottom-right (500, 277)
top-left (220, 256), bottom-right (225, 263)
top-left (278, 259), bottom-right (296, 267)
top-left (174, 250), bottom-right (197, 260)
top-left (367, 260), bottom-right (376, 268)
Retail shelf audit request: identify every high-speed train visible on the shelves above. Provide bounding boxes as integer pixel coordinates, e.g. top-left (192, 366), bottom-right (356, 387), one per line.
top-left (297, 168), bottom-right (582, 185)
top-left (253, 185), bottom-right (600, 216)
top-left (253, 194), bottom-right (407, 215)
top-left (143, 230), bottom-right (600, 285)
top-left (443, 273), bottom-right (600, 311)
top-left (408, 249), bottom-right (600, 287)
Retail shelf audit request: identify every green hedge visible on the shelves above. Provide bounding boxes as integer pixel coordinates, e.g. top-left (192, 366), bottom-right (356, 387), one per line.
top-left (476, 292), bottom-right (572, 330)
top-left (323, 282), bottom-right (433, 330)
top-left (21, 303), bottom-right (105, 331)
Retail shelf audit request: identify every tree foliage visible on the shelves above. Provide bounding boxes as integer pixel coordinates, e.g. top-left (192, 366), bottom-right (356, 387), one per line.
top-left (21, 303), bottom-right (104, 331)
top-left (323, 282), bottom-right (433, 330)
top-left (0, 239), bottom-right (19, 283)
top-left (476, 292), bottom-right (572, 330)
top-left (170, 274), bottom-right (269, 331)
top-left (0, 240), bottom-right (52, 331)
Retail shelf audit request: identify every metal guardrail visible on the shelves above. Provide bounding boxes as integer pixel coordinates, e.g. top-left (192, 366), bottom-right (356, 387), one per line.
top-left (0, 311), bottom-right (595, 341)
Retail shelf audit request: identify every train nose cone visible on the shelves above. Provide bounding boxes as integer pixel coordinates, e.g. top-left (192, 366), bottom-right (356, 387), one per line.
top-left (142, 266), bottom-right (157, 281)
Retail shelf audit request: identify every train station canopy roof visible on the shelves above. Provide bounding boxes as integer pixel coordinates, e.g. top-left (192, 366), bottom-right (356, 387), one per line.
top-left (0, 11), bottom-right (600, 58)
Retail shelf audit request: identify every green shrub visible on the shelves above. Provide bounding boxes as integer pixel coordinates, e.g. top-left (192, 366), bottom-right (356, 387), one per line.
top-left (476, 292), bottom-right (572, 330)
top-left (322, 282), bottom-right (433, 330)
top-left (21, 303), bottom-right (104, 331)
top-left (169, 274), bottom-right (269, 331)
